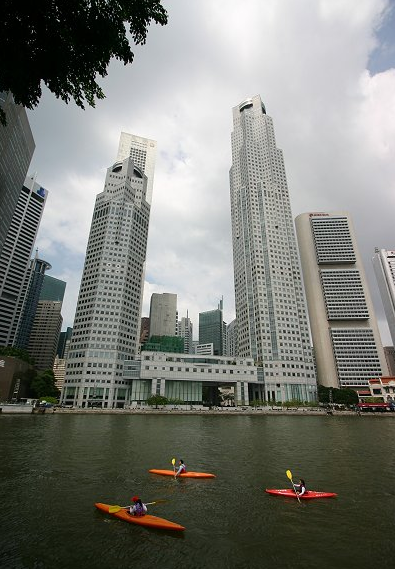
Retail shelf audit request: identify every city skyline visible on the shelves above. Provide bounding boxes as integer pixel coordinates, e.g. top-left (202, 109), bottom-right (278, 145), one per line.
top-left (26, 0), bottom-right (395, 345)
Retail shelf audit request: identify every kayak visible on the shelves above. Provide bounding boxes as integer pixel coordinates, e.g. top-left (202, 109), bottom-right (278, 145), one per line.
top-left (95, 502), bottom-right (185, 531)
top-left (265, 489), bottom-right (337, 499)
top-left (149, 469), bottom-right (216, 479)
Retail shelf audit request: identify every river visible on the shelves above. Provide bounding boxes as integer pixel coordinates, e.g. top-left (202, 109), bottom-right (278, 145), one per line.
top-left (1, 413), bottom-right (394, 568)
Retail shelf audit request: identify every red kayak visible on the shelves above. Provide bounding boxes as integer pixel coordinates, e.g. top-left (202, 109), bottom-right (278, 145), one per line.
top-left (95, 503), bottom-right (185, 531)
top-left (149, 469), bottom-right (216, 479)
top-left (265, 489), bottom-right (337, 499)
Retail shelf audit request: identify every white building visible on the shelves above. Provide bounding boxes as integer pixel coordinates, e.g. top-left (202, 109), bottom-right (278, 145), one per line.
top-left (373, 249), bottom-right (395, 347)
top-left (62, 133), bottom-right (156, 408)
top-left (124, 352), bottom-right (258, 406)
top-left (177, 314), bottom-right (193, 353)
top-left (149, 293), bottom-right (177, 338)
top-left (296, 212), bottom-right (388, 390)
top-left (230, 95), bottom-right (316, 402)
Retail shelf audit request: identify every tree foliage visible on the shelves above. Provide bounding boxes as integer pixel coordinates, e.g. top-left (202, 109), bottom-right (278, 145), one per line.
top-left (146, 394), bottom-right (168, 408)
top-left (0, 1), bottom-right (168, 124)
top-left (0, 346), bottom-right (34, 364)
top-left (318, 385), bottom-right (358, 405)
top-left (30, 369), bottom-right (60, 399)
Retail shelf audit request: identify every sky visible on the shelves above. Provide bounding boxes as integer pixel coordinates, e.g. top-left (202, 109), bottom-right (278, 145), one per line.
top-left (27, 0), bottom-right (395, 344)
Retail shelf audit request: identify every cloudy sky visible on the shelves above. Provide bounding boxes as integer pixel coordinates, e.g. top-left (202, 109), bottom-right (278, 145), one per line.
top-left (27, 0), bottom-right (395, 343)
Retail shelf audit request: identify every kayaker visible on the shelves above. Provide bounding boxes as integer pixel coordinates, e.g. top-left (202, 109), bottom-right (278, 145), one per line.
top-left (294, 479), bottom-right (306, 497)
top-left (129, 496), bottom-right (147, 517)
top-left (175, 459), bottom-right (186, 477)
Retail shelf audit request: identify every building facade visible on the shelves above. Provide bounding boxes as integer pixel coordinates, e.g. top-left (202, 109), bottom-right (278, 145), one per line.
top-left (177, 314), bottom-right (193, 354)
top-left (372, 249), bottom-right (395, 347)
top-left (230, 95), bottom-right (316, 402)
top-left (149, 293), bottom-right (177, 338)
top-left (199, 299), bottom-right (225, 356)
top-left (0, 174), bottom-right (47, 347)
top-left (0, 92), bottom-right (35, 256)
top-left (296, 212), bottom-right (388, 390)
top-left (62, 134), bottom-right (156, 408)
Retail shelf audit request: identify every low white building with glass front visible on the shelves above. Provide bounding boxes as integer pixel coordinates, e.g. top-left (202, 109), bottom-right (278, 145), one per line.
top-left (123, 351), bottom-right (260, 407)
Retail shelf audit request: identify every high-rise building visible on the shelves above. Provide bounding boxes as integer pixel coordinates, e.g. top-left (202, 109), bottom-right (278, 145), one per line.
top-left (15, 256), bottom-right (52, 349)
top-left (26, 275), bottom-right (66, 370)
top-left (226, 319), bottom-right (237, 358)
top-left (199, 299), bottom-right (225, 356)
top-left (62, 133), bottom-right (156, 408)
top-left (149, 293), bottom-right (177, 338)
top-left (139, 317), bottom-right (150, 348)
top-left (28, 300), bottom-right (63, 371)
top-left (0, 174), bottom-right (47, 346)
top-left (0, 92), bottom-right (35, 255)
top-left (295, 212), bottom-right (388, 390)
top-left (57, 327), bottom-right (73, 359)
top-left (177, 314), bottom-right (193, 354)
top-left (230, 95), bottom-right (316, 402)
top-left (372, 249), bottom-right (395, 347)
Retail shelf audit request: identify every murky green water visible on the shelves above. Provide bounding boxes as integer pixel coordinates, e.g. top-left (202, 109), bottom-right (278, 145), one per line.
top-left (1, 413), bottom-right (394, 568)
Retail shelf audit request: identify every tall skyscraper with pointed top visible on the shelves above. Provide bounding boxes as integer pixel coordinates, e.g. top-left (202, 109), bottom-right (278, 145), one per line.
top-left (230, 95), bottom-right (316, 402)
top-left (63, 134), bottom-right (156, 409)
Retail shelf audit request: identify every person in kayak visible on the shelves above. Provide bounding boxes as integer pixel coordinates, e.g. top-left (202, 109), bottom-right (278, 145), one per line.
top-left (294, 479), bottom-right (306, 497)
top-left (129, 496), bottom-right (147, 516)
top-left (175, 459), bottom-right (186, 477)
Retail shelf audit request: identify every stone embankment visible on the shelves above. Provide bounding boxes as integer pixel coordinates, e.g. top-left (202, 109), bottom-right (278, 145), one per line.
top-left (52, 406), bottom-right (361, 416)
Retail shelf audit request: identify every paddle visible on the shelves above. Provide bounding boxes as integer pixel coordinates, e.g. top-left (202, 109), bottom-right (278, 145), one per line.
top-left (172, 457), bottom-right (176, 478)
top-left (286, 469), bottom-right (301, 503)
top-left (109, 500), bottom-right (167, 514)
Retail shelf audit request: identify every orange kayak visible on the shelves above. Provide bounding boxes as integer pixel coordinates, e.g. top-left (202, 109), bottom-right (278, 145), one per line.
top-left (95, 503), bottom-right (185, 531)
top-left (149, 469), bottom-right (216, 479)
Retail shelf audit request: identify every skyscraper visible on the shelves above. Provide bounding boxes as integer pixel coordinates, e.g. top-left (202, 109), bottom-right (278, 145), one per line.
top-left (0, 174), bottom-right (47, 346)
top-left (0, 92), bottom-right (35, 255)
top-left (27, 275), bottom-right (66, 370)
top-left (230, 95), bottom-right (316, 402)
top-left (199, 299), bottom-right (225, 356)
top-left (63, 133), bottom-right (156, 408)
top-left (373, 249), bottom-right (395, 347)
top-left (149, 293), bottom-right (177, 338)
top-left (177, 314), bottom-right (193, 354)
top-left (296, 212), bottom-right (388, 390)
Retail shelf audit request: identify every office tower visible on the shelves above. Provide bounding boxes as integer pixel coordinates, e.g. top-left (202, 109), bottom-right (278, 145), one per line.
top-left (230, 95), bottom-right (316, 402)
top-left (199, 299), bottom-right (224, 356)
top-left (28, 301), bottom-right (63, 371)
top-left (63, 133), bottom-right (156, 408)
top-left (0, 92), bottom-right (35, 255)
top-left (15, 256), bottom-right (52, 349)
top-left (57, 327), bottom-right (73, 359)
top-left (177, 314), bottom-right (193, 354)
top-left (139, 317), bottom-right (150, 348)
top-left (116, 132), bottom-right (157, 205)
top-left (296, 212), bottom-right (388, 390)
top-left (26, 275), bottom-right (66, 370)
top-left (226, 319), bottom-right (237, 357)
top-left (0, 174), bottom-right (47, 346)
top-left (149, 293), bottom-right (177, 338)
top-left (373, 249), bottom-right (395, 346)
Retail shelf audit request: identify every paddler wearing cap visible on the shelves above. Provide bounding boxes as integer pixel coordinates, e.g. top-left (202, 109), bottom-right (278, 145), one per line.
top-left (129, 496), bottom-right (148, 517)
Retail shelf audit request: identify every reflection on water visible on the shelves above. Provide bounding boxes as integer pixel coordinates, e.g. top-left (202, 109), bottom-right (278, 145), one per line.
top-left (1, 414), bottom-right (395, 569)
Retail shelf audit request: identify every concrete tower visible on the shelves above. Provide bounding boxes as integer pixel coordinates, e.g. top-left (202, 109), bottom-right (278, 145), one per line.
top-left (63, 134), bottom-right (156, 408)
top-left (230, 95), bottom-right (316, 402)
top-left (373, 249), bottom-right (395, 347)
top-left (149, 293), bottom-right (177, 338)
top-left (296, 212), bottom-right (388, 390)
